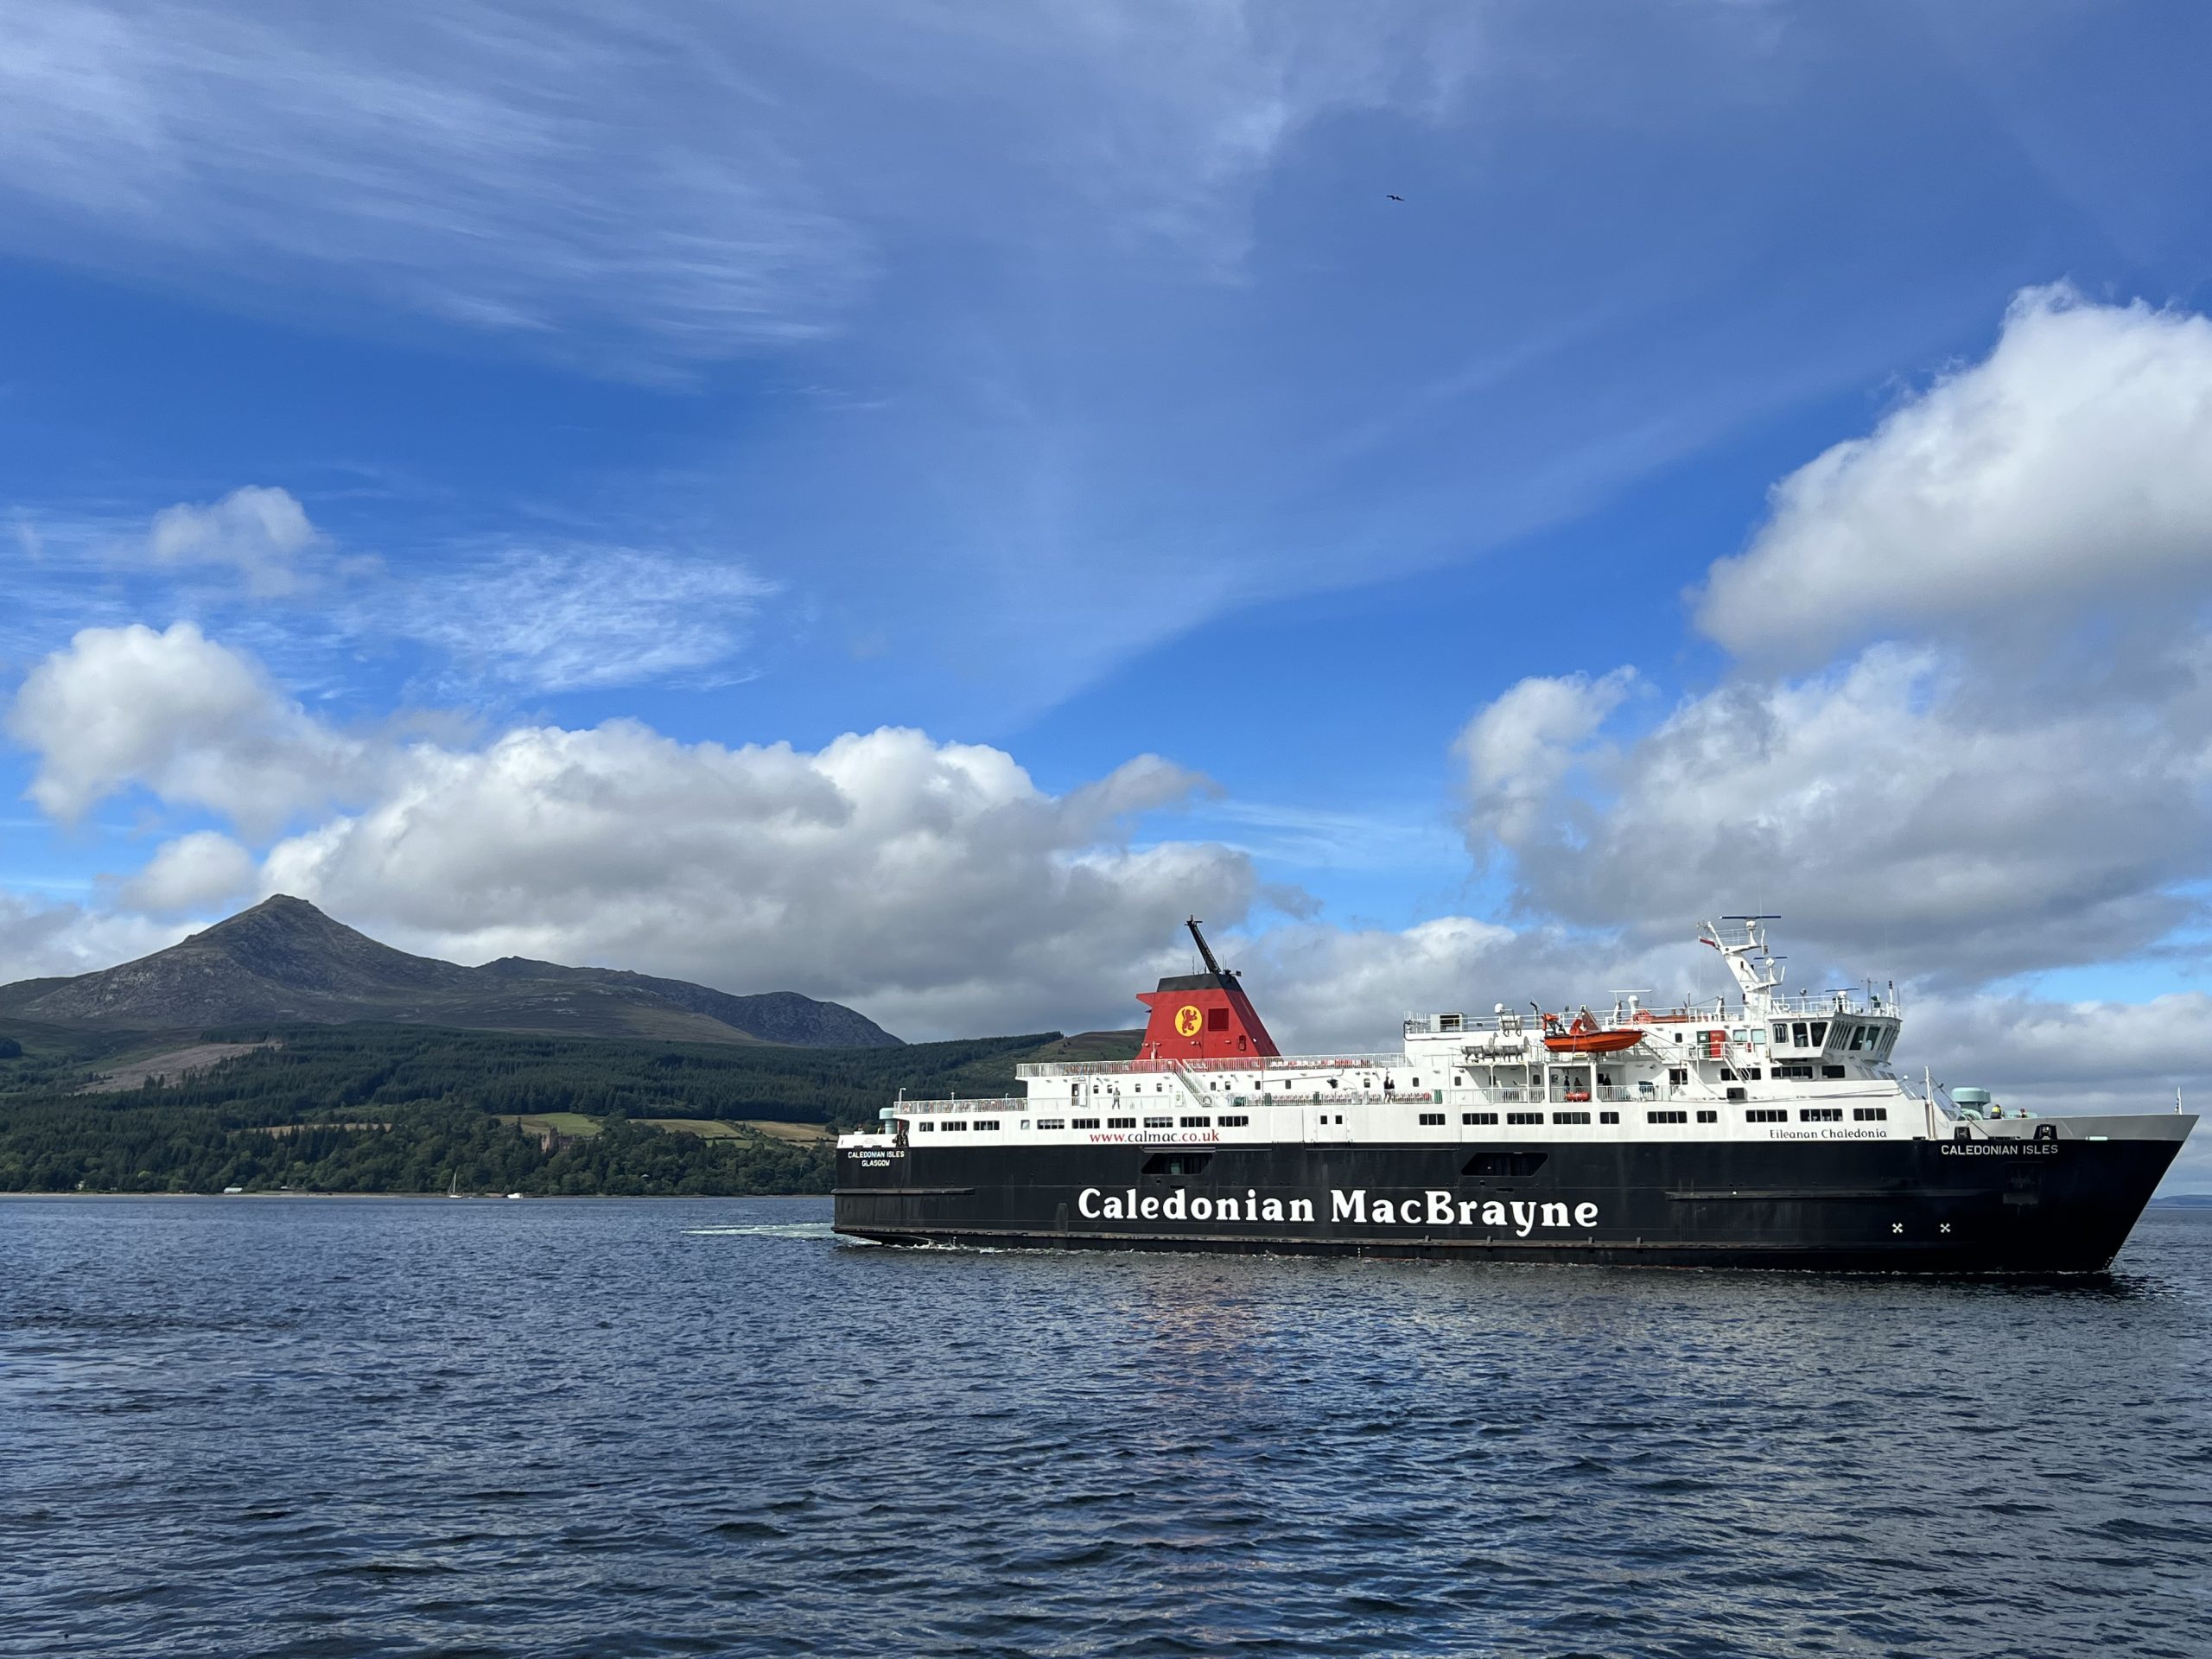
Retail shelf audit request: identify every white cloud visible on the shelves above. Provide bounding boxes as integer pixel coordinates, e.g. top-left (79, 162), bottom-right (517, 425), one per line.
top-left (1462, 289), bottom-right (2212, 993)
top-left (1231, 916), bottom-right (1517, 1053)
top-left (1463, 642), bottom-right (2212, 985)
top-left (0, 892), bottom-right (185, 988)
top-left (6, 622), bottom-right (372, 830)
top-left (251, 720), bottom-right (1248, 1038)
top-left (1698, 287), bottom-right (2212, 663)
top-left (118, 830), bottom-right (255, 915)
top-left (1458, 668), bottom-right (1635, 849)
top-left (147, 486), bottom-right (320, 597)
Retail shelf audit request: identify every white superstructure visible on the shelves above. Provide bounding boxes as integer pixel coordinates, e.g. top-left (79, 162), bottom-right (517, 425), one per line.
top-left (851, 918), bottom-right (1994, 1154)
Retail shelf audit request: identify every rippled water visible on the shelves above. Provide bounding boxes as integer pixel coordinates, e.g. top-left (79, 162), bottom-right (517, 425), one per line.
top-left (4, 1198), bottom-right (2209, 1658)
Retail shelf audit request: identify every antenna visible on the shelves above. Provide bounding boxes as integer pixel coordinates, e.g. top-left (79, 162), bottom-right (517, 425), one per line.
top-left (1185, 916), bottom-right (1227, 981)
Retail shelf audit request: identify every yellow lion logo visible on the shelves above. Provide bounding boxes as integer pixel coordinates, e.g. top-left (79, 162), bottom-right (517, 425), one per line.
top-left (1173, 1004), bottom-right (1205, 1038)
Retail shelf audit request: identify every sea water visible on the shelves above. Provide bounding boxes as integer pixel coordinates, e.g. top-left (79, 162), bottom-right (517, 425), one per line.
top-left (3, 1197), bottom-right (2208, 1657)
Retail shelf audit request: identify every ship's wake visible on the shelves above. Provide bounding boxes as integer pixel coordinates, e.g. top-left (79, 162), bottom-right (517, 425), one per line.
top-left (681, 1222), bottom-right (837, 1240)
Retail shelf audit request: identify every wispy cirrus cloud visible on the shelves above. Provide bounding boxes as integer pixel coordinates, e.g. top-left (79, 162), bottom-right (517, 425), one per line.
top-left (4, 479), bottom-right (779, 697)
top-left (392, 543), bottom-right (775, 694)
top-left (0, 1), bottom-right (871, 372)
top-left (0, 1), bottom-right (1483, 374)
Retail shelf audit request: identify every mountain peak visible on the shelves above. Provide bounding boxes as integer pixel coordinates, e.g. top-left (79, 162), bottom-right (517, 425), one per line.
top-left (197, 893), bottom-right (346, 938)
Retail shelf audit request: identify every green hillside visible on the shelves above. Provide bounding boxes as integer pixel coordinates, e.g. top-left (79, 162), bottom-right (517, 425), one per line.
top-left (0, 1020), bottom-right (1083, 1197)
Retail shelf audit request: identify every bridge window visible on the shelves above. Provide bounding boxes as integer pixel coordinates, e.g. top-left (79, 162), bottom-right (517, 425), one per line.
top-left (1809, 1021), bottom-right (1828, 1046)
top-left (1772, 1022), bottom-right (1789, 1045)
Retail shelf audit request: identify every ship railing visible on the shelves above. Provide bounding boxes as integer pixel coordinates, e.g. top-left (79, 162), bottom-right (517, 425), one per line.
top-left (1017, 1052), bottom-right (1404, 1079)
top-left (896, 1096), bottom-right (1027, 1115)
top-left (1404, 989), bottom-right (1899, 1036)
top-left (1407, 1002), bottom-right (1734, 1037)
top-left (1758, 990), bottom-right (1898, 1019)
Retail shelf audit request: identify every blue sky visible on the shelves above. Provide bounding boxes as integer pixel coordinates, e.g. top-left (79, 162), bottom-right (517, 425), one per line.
top-left (3, 3), bottom-right (2211, 1175)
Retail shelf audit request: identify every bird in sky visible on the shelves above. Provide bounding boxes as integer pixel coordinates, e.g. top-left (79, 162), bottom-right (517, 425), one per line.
top-left (1386, 194), bottom-right (1404, 201)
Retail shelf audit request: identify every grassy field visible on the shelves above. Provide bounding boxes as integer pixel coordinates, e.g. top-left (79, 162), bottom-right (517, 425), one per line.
top-left (732, 1119), bottom-right (836, 1145)
top-left (499, 1111), bottom-right (606, 1139)
top-left (635, 1116), bottom-right (749, 1139)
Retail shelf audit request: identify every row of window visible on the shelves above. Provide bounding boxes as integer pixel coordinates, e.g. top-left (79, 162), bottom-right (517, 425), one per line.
top-left (1745, 1106), bottom-right (1891, 1124)
top-left (919, 1103), bottom-right (1891, 1134)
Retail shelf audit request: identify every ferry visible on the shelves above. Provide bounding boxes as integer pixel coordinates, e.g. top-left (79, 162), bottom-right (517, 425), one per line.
top-left (833, 918), bottom-right (2195, 1271)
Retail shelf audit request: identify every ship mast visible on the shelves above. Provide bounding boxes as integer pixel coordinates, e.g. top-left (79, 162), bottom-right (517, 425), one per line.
top-left (1701, 915), bottom-right (1784, 1015)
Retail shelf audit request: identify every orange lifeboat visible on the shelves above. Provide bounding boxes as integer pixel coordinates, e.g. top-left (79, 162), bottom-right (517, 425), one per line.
top-left (1542, 1027), bottom-right (1646, 1054)
top-left (1541, 1011), bottom-right (1646, 1054)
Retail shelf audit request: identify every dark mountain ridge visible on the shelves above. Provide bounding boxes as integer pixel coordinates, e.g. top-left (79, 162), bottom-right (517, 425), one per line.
top-left (0, 896), bottom-right (899, 1048)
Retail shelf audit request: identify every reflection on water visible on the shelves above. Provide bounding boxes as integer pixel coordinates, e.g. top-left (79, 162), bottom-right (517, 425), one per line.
top-left (3, 1197), bottom-right (2207, 1658)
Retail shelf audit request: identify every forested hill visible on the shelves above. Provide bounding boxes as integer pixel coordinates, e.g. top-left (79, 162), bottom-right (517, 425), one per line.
top-left (0, 1021), bottom-right (1141, 1197)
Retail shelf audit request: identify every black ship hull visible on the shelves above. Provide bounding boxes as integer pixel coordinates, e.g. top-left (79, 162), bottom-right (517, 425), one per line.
top-left (833, 1126), bottom-right (2188, 1273)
